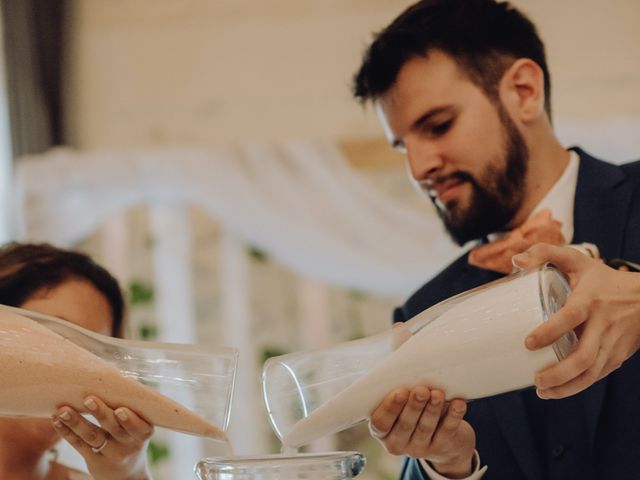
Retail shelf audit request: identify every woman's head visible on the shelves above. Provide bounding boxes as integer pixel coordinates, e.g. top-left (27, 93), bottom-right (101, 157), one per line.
top-left (0, 243), bottom-right (124, 337)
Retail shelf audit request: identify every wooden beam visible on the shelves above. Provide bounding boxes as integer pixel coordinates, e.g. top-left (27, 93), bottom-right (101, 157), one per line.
top-left (338, 137), bottom-right (404, 171)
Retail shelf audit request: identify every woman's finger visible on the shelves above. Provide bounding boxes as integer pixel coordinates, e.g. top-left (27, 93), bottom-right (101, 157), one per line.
top-left (113, 407), bottom-right (154, 442)
top-left (54, 407), bottom-right (108, 452)
top-left (52, 417), bottom-right (95, 456)
top-left (83, 396), bottom-right (133, 444)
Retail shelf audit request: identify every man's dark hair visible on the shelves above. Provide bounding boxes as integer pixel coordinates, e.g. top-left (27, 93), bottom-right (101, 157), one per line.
top-left (0, 242), bottom-right (125, 338)
top-left (353, 0), bottom-right (551, 118)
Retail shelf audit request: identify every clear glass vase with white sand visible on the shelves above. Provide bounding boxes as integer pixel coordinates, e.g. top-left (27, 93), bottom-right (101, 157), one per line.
top-left (262, 264), bottom-right (577, 448)
top-left (0, 305), bottom-right (237, 442)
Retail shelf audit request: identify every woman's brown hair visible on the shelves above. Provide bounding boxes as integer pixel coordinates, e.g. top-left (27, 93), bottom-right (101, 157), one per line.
top-left (0, 242), bottom-right (125, 338)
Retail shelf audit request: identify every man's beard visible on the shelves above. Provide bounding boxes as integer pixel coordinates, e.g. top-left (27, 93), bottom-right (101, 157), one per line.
top-left (428, 108), bottom-right (528, 246)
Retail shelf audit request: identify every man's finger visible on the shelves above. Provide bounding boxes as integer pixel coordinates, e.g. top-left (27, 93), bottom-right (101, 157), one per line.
top-left (385, 387), bottom-right (430, 454)
top-left (512, 243), bottom-right (586, 272)
top-left (409, 390), bottom-right (445, 448)
top-left (600, 335), bottom-right (627, 377)
top-left (525, 293), bottom-right (590, 350)
top-left (537, 343), bottom-right (609, 399)
top-left (369, 388), bottom-right (409, 439)
top-left (534, 320), bottom-right (604, 390)
top-left (432, 399), bottom-right (466, 445)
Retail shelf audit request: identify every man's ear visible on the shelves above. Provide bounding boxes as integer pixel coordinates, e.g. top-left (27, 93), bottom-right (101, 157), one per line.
top-left (499, 58), bottom-right (546, 123)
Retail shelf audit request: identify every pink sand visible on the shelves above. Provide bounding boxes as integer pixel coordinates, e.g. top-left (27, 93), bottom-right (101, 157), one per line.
top-left (0, 308), bottom-right (225, 441)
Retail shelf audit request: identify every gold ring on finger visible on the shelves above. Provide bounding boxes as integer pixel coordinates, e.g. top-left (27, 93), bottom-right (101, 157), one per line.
top-left (91, 437), bottom-right (109, 454)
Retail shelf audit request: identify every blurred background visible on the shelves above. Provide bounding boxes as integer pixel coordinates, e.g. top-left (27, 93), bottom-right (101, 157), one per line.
top-left (1, 1), bottom-right (639, 478)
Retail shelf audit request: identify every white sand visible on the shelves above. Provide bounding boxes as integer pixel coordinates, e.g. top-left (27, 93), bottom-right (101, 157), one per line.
top-left (283, 270), bottom-right (561, 447)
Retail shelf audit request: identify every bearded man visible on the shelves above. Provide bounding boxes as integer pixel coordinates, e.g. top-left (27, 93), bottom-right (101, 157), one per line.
top-left (352, 1), bottom-right (640, 479)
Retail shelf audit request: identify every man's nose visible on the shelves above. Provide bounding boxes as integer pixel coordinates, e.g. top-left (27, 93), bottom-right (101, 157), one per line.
top-left (405, 138), bottom-right (444, 181)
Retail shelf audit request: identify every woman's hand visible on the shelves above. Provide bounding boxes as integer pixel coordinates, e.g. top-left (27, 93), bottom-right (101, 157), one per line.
top-left (52, 396), bottom-right (153, 480)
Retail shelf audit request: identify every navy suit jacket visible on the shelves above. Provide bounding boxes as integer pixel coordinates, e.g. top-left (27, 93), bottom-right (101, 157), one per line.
top-left (396, 149), bottom-right (640, 480)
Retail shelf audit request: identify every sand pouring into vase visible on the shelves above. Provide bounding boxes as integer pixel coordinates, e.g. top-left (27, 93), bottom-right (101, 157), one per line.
top-left (261, 264), bottom-right (577, 449)
top-left (0, 305), bottom-right (238, 442)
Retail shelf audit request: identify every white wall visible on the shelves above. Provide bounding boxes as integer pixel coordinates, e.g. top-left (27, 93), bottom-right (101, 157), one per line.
top-left (65, 0), bottom-right (640, 149)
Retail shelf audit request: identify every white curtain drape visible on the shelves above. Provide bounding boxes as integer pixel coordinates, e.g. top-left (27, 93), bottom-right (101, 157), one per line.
top-left (16, 142), bottom-right (459, 298)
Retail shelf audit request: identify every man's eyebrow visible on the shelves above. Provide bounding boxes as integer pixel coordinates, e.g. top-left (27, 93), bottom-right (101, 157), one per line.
top-left (391, 105), bottom-right (456, 150)
top-left (410, 105), bottom-right (456, 132)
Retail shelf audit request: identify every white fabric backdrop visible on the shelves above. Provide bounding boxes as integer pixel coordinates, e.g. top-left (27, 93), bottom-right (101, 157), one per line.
top-left (16, 141), bottom-right (458, 298)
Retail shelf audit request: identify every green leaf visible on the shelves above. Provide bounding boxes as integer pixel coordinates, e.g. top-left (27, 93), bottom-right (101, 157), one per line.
top-left (147, 440), bottom-right (170, 464)
top-left (261, 346), bottom-right (288, 364)
top-left (247, 246), bottom-right (269, 262)
top-left (138, 324), bottom-right (158, 340)
top-left (128, 281), bottom-right (155, 305)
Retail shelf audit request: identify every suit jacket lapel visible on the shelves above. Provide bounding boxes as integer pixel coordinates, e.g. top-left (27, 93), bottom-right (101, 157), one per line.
top-left (571, 147), bottom-right (632, 260)
top-left (569, 148), bottom-right (632, 451)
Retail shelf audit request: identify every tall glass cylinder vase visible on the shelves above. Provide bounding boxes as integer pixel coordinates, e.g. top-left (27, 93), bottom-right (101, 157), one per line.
top-left (262, 264), bottom-right (576, 448)
top-left (0, 305), bottom-right (237, 441)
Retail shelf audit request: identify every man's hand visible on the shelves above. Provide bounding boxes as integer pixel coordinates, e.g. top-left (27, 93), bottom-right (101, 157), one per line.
top-left (369, 386), bottom-right (475, 479)
top-left (513, 243), bottom-right (640, 399)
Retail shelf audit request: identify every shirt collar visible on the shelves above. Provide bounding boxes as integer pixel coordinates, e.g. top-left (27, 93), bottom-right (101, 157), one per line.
top-left (487, 150), bottom-right (580, 243)
top-left (530, 150), bottom-right (579, 243)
